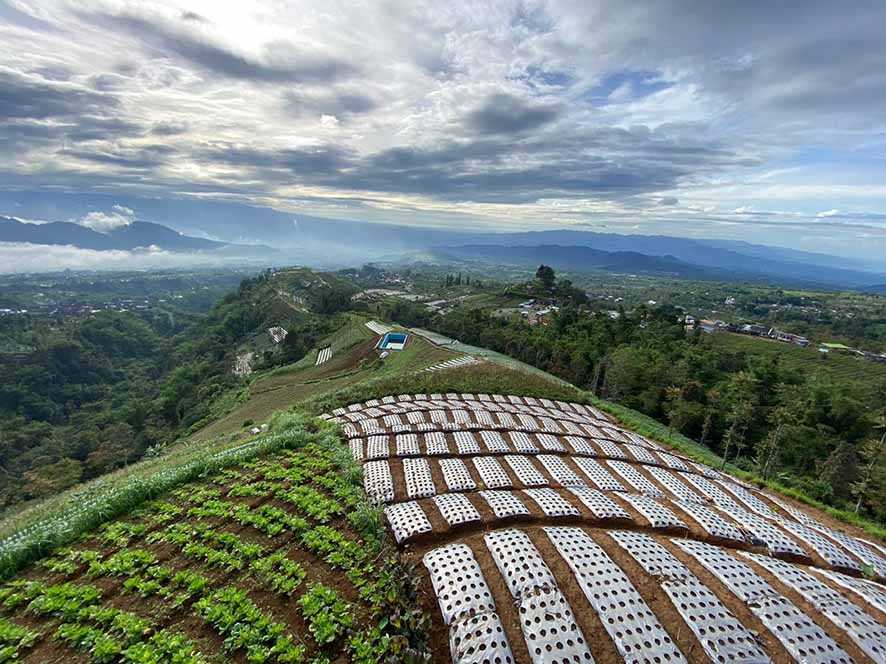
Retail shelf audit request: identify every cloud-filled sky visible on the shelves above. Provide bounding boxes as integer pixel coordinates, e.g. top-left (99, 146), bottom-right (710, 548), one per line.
top-left (2, 0), bottom-right (886, 262)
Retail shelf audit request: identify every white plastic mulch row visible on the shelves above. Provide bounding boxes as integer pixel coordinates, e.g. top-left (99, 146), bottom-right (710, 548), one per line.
top-left (315, 346), bottom-right (332, 365)
top-left (422, 355), bottom-right (481, 373)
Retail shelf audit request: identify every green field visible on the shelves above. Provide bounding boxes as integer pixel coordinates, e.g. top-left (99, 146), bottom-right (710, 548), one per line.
top-left (709, 332), bottom-right (886, 400)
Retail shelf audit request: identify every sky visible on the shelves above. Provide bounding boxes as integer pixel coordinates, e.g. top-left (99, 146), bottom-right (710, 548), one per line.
top-left (2, 0), bottom-right (886, 264)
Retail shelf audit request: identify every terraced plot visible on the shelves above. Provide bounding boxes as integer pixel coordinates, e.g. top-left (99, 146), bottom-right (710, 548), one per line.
top-left (329, 393), bottom-right (886, 664)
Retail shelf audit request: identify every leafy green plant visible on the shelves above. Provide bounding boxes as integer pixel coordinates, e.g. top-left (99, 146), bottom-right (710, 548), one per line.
top-left (195, 586), bottom-right (305, 662)
top-left (251, 552), bottom-right (306, 595)
top-left (298, 584), bottom-right (353, 645)
top-left (0, 617), bottom-right (39, 662)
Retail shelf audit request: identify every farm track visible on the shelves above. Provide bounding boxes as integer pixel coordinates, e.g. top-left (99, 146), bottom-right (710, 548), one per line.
top-left (328, 393), bottom-right (886, 664)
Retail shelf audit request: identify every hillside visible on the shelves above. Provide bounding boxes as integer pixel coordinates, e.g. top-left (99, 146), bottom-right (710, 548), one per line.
top-left (0, 368), bottom-right (884, 662)
top-left (1, 266), bottom-right (884, 663)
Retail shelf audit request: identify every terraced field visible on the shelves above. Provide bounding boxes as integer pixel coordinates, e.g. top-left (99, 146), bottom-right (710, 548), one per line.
top-left (2, 391), bottom-right (884, 663)
top-left (329, 394), bottom-right (886, 663)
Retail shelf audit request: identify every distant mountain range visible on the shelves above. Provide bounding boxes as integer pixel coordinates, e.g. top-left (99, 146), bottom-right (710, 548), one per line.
top-left (0, 217), bottom-right (273, 257)
top-left (434, 244), bottom-right (720, 279)
top-left (3, 211), bottom-right (885, 290)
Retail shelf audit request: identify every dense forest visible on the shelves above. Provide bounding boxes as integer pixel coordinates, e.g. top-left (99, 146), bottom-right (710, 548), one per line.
top-left (381, 267), bottom-right (886, 520)
top-left (0, 269), bottom-right (356, 509)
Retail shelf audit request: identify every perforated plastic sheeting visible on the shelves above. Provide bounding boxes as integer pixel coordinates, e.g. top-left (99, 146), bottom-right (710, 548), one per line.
top-left (716, 503), bottom-right (807, 557)
top-left (521, 488), bottom-right (580, 518)
top-left (433, 492), bottom-right (482, 527)
top-left (645, 466), bottom-right (705, 504)
top-left (484, 529), bottom-right (593, 664)
top-left (675, 539), bottom-right (851, 664)
top-left (654, 451), bottom-right (689, 471)
top-left (814, 569), bottom-right (886, 615)
top-left (484, 528), bottom-right (557, 598)
top-left (537, 455), bottom-right (585, 486)
top-left (349, 439), bottom-right (363, 462)
top-left (607, 461), bottom-right (663, 497)
top-left (544, 527), bottom-right (685, 664)
top-left (385, 501), bottom-right (432, 543)
top-left (425, 431), bottom-right (450, 455)
top-left (472, 456), bottom-right (513, 489)
top-left (504, 455), bottom-right (547, 486)
top-left (776, 520), bottom-right (863, 572)
top-left (595, 439), bottom-right (629, 459)
top-left (678, 472), bottom-right (741, 510)
top-left (567, 486), bottom-right (630, 520)
top-left (608, 530), bottom-right (770, 663)
top-left (517, 589), bottom-right (594, 664)
top-left (808, 524), bottom-right (886, 578)
top-left (573, 457), bottom-right (624, 492)
top-left (479, 490), bottom-right (531, 519)
top-left (508, 430), bottom-right (539, 453)
top-left (363, 459), bottom-right (394, 504)
top-left (479, 429), bottom-right (510, 453)
top-left (404, 457), bottom-right (437, 499)
top-left (449, 610), bottom-right (515, 664)
top-left (366, 435), bottom-right (390, 460)
top-left (564, 436), bottom-right (598, 456)
top-left (395, 433), bottom-right (420, 456)
top-left (439, 458), bottom-right (477, 492)
top-left (454, 431), bottom-right (482, 455)
top-left (423, 543), bottom-right (498, 624)
top-left (624, 444), bottom-right (657, 464)
top-left (741, 552), bottom-right (886, 662)
top-left (713, 479), bottom-right (778, 519)
top-left (671, 499), bottom-right (746, 543)
top-left (616, 493), bottom-right (687, 530)
top-left (534, 433), bottom-right (566, 452)
top-left (424, 544), bottom-right (516, 664)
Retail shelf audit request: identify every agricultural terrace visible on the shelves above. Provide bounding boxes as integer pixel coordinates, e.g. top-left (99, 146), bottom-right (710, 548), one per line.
top-left (0, 420), bottom-right (427, 663)
top-left (1, 385), bottom-right (885, 662)
top-left (332, 393), bottom-right (886, 663)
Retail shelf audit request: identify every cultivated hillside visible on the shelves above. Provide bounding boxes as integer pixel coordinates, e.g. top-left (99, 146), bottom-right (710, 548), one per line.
top-left (0, 317), bottom-right (883, 663)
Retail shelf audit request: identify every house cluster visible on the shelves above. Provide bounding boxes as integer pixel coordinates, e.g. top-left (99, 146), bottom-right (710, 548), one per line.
top-left (518, 299), bottom-right (559, 325)
top-left (694, 318), bottom-right (810, 347)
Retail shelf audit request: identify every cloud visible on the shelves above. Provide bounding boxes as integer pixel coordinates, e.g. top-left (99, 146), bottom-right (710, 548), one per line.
top-left (0, 68), bottom-right (117, 119)
top-left (0, 242), bottom-right (228, 273)
top-left (467, 93), bottom-right (560, 135)
top-left (81, 10), bottom-right (356, 84)
top-left (77, 205), bottom-right (136, 232)
top-left (1, 1), bottom-right (886, 264)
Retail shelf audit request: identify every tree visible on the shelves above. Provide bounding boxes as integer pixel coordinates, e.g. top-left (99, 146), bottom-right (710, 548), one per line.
top-left (818, 442), bottom-right (858, 501)
top-left (851, 411), bottom-right (886, 514)
top-left (719, 372), bottom-right (759, 469)
top-left (535, 265), bottom-right (556, 289)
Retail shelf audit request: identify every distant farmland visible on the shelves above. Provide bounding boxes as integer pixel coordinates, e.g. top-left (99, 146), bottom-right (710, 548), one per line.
top-left (709, 332), bottom-right (886, 401)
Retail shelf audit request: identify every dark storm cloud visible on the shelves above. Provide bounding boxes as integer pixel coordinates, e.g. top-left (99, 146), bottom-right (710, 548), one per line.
top-left (0, 69), bottom-right (117, 120)
top-left (81, 10), bottom-right (357, 84)
top-left (467, 93), bottom-right (560, 135)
